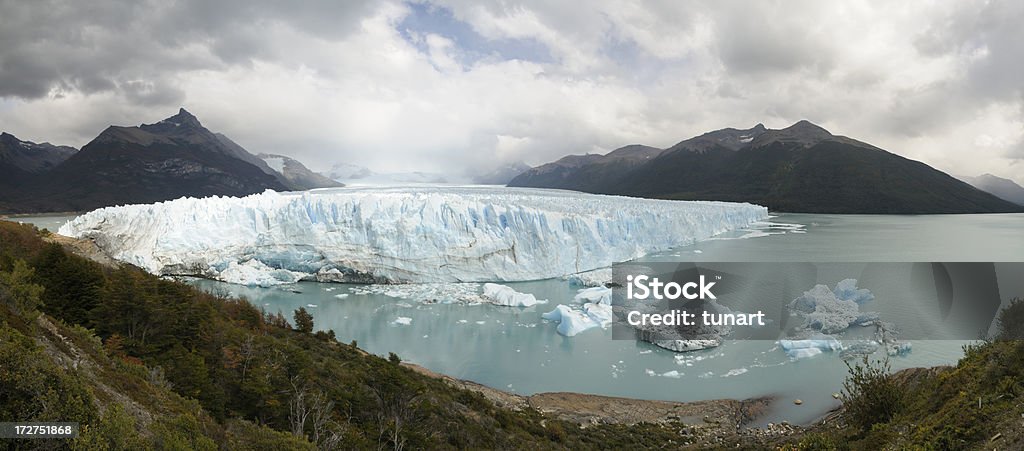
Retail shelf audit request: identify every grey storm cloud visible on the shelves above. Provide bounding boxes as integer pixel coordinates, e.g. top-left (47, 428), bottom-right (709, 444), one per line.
top-left (0, 0), bottom-right (1022, 182)
top-left (0, 0), bottom-right (375, 100)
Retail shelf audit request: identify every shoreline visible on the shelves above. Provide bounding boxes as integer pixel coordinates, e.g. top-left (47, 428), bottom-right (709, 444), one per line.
top-left (0, 210), bottom-right (84, 219)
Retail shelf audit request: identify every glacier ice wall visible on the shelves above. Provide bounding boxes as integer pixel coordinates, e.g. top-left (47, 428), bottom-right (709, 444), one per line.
top-left (58, 186), bottom-right (767, 284)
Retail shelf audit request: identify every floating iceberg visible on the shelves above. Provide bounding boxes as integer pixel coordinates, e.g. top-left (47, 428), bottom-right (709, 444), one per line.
top-left (59, 186), bottom-right (766, 284)
top-left (482, 283), bottom-right (546, 307)
top-left (542, 302), bottom-right (613, 337)
top-left (573, 286), bottom-right (612, 305)
top-left (779, 336), bottom-right (843, 359)
top-left (789, 280), bottom-right (876, 334)
top-left (542, 305), bottom-right (598, 336)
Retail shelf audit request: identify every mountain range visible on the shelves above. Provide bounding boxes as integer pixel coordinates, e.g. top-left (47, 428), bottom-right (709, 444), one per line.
top-left (958, 173), bottom-right (1024, 206)
top-left (0, 109), bottom-right (339, 213)
top-left (509, 121), bottom-right (1023, 214)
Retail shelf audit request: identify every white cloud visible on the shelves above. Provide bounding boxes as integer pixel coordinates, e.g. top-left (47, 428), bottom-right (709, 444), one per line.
top-left (0, 0), bottom-right (1022, 183)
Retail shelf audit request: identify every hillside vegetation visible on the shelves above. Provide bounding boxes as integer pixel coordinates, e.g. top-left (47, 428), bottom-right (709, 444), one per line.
top-left (3, 220), bottom-right (1022, 449)
top-left (0, 221), bottom-right (688, 450)
top-left (781, 299), bottom-right (1024, 450)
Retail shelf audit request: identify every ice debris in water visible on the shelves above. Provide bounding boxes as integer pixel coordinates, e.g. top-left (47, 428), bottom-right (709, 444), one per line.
top-left (58, 186), bottom-right (767, 285)
top-left (391, 317), bottom-right (412, 326)
top-left (482, 283), bottom-right (547, 307)
top-left (563, 268), bottom-right (612, 287)
top-left (349, 283), bottom-right (484, 304)
top-left (218, 259), bottom-right (306, 287)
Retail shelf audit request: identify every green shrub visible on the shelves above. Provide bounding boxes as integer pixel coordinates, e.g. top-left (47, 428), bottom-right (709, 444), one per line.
top-left (840, 356), bottom-right (903, 433)
top-left (151, 414), bottom-right (217, 451)
top-left (72, 404), bottom-right (147, 451)
top-left (794, 431), bottom-right (847, 450)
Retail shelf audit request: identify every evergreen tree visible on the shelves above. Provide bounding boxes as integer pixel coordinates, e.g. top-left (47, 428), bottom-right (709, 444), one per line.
top-left (294, 307), bottom-right (314, 334)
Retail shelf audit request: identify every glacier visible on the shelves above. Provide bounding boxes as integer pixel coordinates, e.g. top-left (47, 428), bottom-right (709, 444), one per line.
top-left (58, 186), bottom-right (767, 284)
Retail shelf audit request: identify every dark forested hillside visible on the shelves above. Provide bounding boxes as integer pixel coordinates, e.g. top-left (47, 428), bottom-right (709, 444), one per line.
top-left (510, 121), bottom-right (1023, 214)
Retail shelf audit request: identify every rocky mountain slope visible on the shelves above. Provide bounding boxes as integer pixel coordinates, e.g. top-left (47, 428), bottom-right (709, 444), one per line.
top-left (959, 173), bottom-right (1024, 206)
top-left (0, 109), bottom-right (335, 213)
top-left (257, 153), bottom-right (343, 190)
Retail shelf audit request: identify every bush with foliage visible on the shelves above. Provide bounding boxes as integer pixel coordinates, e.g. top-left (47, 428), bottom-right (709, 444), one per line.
top-left (840, 356), bottom-right (903, 433)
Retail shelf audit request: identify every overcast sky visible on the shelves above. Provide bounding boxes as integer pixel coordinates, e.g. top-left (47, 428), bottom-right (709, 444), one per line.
top-left (1, 0), bottom-right (1022, 182)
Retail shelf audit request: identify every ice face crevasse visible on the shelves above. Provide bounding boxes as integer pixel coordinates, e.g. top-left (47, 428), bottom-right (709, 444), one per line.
top-left (58, 186), bottom-right (768, 284)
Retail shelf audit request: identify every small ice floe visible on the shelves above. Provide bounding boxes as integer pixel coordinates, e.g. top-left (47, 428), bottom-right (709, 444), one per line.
top-left (482, 283), bottom-right (547, 307)
top-left (458, 319), bottom-right (468, 324)
top-left (334, 293), bottom-right (349, 299)
top-left (694, 250), bottom-right (703, 254)
top-left (721, 368), bottom-right (748, 378)
top-left (660, 370), bottom-right (684, 379)
top-left (674, 352), bottom-right (714, 367)
top-left (475, 320), bottom-right (486, 325)
top-left (306, 304), bottom-right (318, 308)
top-left (638, 350), bottom-right (653, 355)
top-left (391, 317), bottom-right (412, 326)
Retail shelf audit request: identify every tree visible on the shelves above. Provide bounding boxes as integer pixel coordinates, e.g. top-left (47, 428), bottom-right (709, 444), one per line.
top-left (294, 307), bottom-right (314, 334)
top-left (0, 259), bottom-right (44, 316)
top-left (32, 243), bottom-right (104, 326)
top-left (997, 297), bottom-right (1024, 340)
